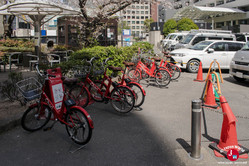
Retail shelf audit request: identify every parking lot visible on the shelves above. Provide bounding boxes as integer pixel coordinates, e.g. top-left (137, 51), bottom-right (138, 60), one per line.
top-left (0, 71), bottom-right (248, 166)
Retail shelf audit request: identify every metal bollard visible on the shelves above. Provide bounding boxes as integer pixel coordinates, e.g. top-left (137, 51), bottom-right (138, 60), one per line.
top-left (190, 99), bottom-right (202, 160)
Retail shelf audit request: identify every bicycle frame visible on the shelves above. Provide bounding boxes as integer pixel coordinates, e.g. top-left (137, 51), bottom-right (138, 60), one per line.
top-left (32, 71), bottom-right (93, 129)
top-left (120, 66), bottom-right (146, 96)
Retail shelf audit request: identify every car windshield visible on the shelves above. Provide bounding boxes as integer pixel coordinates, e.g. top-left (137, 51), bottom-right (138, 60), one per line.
top-left (169, 35), bottom-right (177, 40)
top-left (241, 42), bottom-right (249, 51)
top-left (190, 41), bottom-right (213, 50)
top-left (180, 34), bottom-right (194, 44)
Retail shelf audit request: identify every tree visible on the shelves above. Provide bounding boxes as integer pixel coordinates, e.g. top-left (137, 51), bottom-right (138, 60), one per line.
top-left (1, 0), bottom-right (15, 39)
top-left (163, 19), bottom-right (177, 36)
top-left (177, 18), bottom-right (199, 31)
top-left (143, 18), bottom-right (154, 33)
top-left (77, 0), bottom-right (139, 47)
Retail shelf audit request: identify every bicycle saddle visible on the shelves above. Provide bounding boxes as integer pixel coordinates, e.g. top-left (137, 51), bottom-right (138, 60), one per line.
top-left (108, 66), bottom-right (122, 71)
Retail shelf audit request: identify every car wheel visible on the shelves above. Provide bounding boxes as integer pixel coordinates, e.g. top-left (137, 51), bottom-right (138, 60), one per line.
top-left (187, 59), bottom-right (200, 73)
top-left (233, 76), bottom-right (246, 82)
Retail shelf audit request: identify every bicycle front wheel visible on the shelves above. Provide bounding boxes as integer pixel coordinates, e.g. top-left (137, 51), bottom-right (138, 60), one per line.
top-left (68, 84), bottom-right (89, 108)
top-left (110, 87), bottom-right (135, 113)
top-left (155, 70), bottom-right (171, 87)
top-left (127, 83), bottom-right (145, 107)
top-left (21, 104), bottom-right (51, 132)
top-left (65, 109), bottom-right (92, 145)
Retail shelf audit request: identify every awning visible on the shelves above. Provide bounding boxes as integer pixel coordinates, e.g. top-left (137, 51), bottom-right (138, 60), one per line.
top-left (173, 6), bottom-right (245, 20)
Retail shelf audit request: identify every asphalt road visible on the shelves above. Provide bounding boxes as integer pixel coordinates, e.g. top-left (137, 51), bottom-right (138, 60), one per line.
top-left (0, 72), bottom-right (248, 166)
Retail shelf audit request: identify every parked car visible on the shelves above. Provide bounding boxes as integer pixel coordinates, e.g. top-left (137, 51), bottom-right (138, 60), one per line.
top-left (174, 29), bottom-right (236, 50)
top-left (230, 41), bottom-right (249, 82)
top-left (162, 32), bottom-right (189, 51)
top-left (170, 40), bottom-right (245, 73)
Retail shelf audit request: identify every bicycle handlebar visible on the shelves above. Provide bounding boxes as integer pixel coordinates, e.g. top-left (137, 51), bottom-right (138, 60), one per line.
top-left (34, 63), bottom-right (56, 78)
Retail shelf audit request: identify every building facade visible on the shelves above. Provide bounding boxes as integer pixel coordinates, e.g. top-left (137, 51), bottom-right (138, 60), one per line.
top-left (122, 1), bottom-right (151, 37)
top-left (163, 0), bottom-right (249, 32)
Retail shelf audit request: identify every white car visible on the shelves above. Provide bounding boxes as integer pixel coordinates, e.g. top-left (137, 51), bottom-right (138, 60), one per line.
top-left (230, 41), bottom-right (249, 82)
top-left (170, 40), bottom-right (245, 73)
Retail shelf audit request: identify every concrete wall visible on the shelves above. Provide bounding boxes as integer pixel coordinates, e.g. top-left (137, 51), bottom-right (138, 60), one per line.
top-left (0, 16), bottom-right (3, 37)
top-left (240, 24), bottom-right (249, 33)
top-left (149, 31), bottom-right (163, 53)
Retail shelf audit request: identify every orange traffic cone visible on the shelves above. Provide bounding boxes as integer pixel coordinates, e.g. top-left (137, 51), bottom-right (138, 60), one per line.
top-left (194, 61), bottom-right (204, 82)
top-left (210, 96), bottom-right (249, 158)
top-left (203, 74), bottom-right (219, 109)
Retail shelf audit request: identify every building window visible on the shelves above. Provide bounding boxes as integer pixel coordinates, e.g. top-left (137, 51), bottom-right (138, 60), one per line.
top-left (132, 16), bottom-right (135, 19)
top-left (132, 21), bottom-right (135, 24)
top-left (216, 0), bottom-right (224, 6)
top-left (141, 21), bottom-right (144, 24)
top-left (132, 11), bottom-right (135, 14)
top-left (136, 11), bottom-right (139, 14)
top-left (226, 0), bottom-right (235, 3)
top-left (145, 16), bottom-right (148, 19)
top-left (145, 11), bottom-right (149, 14)
top-left (136, 6), bottom-right (139, 9)
top-left (127, 21), bottom-right (131, 24)
top-left (132, 26), bottom-right (135, 29)
top-left (145, 6), bottom-right (148, 9)
top-left (132, 5), bottom-right (135, 9)
top-left (128, 16), bottom-right (131, 19)
top-left (136, 21), bottom-right (140, 24)
top-left (136, 26), bottom-right (139, 29)
top-left (136, 16), bottom-right (139, 19)
top-left (141, 16), bottom-right (144, 19)
top-left (141, 11), bottom-right (144, 14)
top-left (127, 10), bottom-right (130, 14)
top-left (141, 6), bottom-right (144, 9)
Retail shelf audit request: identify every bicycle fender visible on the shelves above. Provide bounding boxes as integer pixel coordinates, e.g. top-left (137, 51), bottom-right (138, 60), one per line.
top-left (29, 102), bottom-right (49, 108)
top-left (116, 85), bottom-right (136, 99)
top-left (70, 106), bottom-right (94, 129)
top-left (158, 68), bottom-right (172, 77)
top-left (128, 82), bottom-right (146, 96)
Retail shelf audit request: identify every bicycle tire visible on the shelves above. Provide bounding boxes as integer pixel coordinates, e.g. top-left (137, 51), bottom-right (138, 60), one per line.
top-left (127, 69), bottom-right (141, 82)
top-left (155, 70), bottom-right (171, 87)
top-left (110, 86), bottom-right (135, 114)
top-left (89, 81), bottom-right (107, 102)
top-left (169, 64), bottom-right (181, 80)
top-left (21, 104), bottom-right (51, 132)
top-left (65, 108), bottom-right (92, 145)
top-left (127, 83), bottom-right (145, 107)
top-left (68, 84), bottom-right (90, 108)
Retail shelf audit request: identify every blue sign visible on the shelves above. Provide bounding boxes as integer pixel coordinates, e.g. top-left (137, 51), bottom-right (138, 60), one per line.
top-left (123, 29), bottom-right (131, 36)
top-left (41, 30), bottom-right (46, 36)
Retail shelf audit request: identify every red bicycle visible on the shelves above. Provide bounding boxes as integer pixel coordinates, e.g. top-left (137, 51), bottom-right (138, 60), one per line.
top-left (128, 56), bottom-right (171, 87)
top-left (70, 57), bottom-right (136, 113)
top-left (17, 64), bottom-right (93, 145)
top-left (158, 54), bottom-right (181, 80)
top-left (111, 61), bottom-right (146, 107)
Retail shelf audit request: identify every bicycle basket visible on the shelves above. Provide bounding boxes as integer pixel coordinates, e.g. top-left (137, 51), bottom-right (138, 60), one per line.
top-left (73, 65), bottom-right (91, 78)
top-left (16, 77), bottom-right (42, 101)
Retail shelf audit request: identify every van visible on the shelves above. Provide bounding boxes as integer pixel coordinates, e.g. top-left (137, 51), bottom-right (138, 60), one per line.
top-left (230, 41), bottom-right (249, 82)
top-left (174, 29), bottom-right (236, 50)
top-left (164, 32), bottom-right (189, 51)
top-left (162, 32), bottom-right (188, 48)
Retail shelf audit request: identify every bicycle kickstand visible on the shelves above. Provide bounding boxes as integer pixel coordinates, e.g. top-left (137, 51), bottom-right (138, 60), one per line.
top-left (43, 120), bottom-right (58, 131)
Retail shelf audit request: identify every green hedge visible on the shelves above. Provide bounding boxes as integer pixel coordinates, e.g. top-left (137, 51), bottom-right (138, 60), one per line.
top-left (57, 42), bottom-right (154, 75)
top-left (0, 46), bottom-right (34, 52)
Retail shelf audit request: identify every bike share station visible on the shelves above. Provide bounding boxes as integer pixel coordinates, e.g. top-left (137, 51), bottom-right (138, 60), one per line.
top-left (188, 60), bottom-right (249, 162)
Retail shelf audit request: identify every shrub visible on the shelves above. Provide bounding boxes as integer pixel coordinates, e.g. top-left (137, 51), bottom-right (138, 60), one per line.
top-left (57, 42), bottom-right (154, 76)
